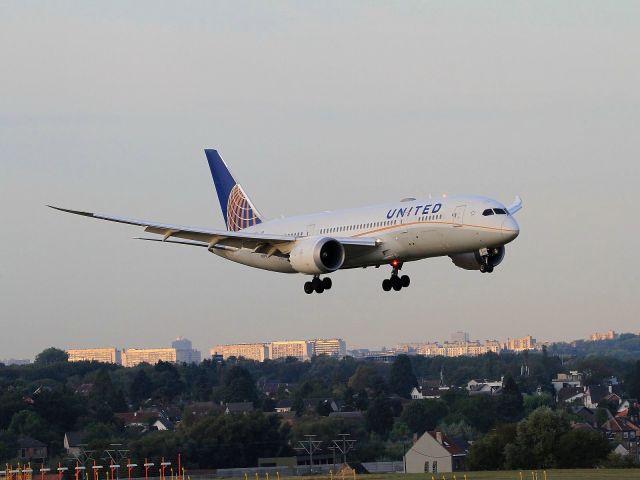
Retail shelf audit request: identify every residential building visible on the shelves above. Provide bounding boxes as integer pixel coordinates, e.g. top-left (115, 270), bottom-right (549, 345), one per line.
top-left (121, 348), bottom-right (177, 367)
top-left (405, 431), bottom-right (467, 473)
top-left (602, 417), bottom-right (640, 457)
top-left (552, 371), bottom-right (584, 393)
top-left (275, 400), bottom-right (293, 413)
top-left (311, 338), bottom-right (347, 357)
top-left (0, 358), bottom-right (31, 365)
top-left (67, 348), bottom-right (121, 364)
top-left (63, 432), bottom-right (86, 458)
top-left (557, 386), bottom-right (585, 404)
top-left (224, 402), bottom-right (255, 414)
top-left (467, 378), bottom-right (503, 396)
top-left (210, 343), bottom-right (269, 362)
top-left (172, 337), bottom-right (201, 364)
top-left (503, 335), bottom-right (536, 352)
top-left (269, 340), bottom-right (313, 361)
top-left (410, 386), bottom-right (443, 400)
top-left (590, 330), bottom-right (618, 341)
top-left (17, 436), bottom-right (47, 462)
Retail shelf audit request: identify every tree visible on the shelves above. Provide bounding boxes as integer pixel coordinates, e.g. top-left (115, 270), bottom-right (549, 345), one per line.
top-left (556, 429), bottom-right (611, 468)
top-left (400, 400), bottom-right (448, 434)
top-left (498, 375), bottom-right (524, 422)
top-left (625, 360), bottom-right (640, 400)
top-left (504, 407), bottom-right (571, 469)
top-left (130, 369), bottom-right (154, 404)
top-left (523, 393), bottom-right (555, 415)
top-left (35, 347), bottom-right (68, 365)
top-left (388, 355), bottom-right (417, 398)
top-left (220, 366), bottom-right (258, 403)
top-left (365, 396), bottom-right (394, 437)
top-left (292, 397), bottom-right (305, 417)
top-left (9, 410), bottom-right (49, 438)
top-left (348, 365), bottom-right (384, 392)
top-left (0, 430), bottom-right (17, 463)
top-left (467, 423), bottom-right (517, 470)
top-left (91, 369), bottom-right (127, 413)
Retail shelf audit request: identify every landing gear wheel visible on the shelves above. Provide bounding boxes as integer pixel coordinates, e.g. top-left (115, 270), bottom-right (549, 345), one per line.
top-left (322, 277), bottom-right (332, 290)
top-left (382, 279), bottom-right (392, 291)
top-left (315, 284), bottom-right (325, 294)
top-left (391, 275), bottom-right (402, 291)
top-left (486, 265), bottom-right (494, 273)
top-left (401, 275), bottom-right (410, 288)
top-left (304, 282), bottom-right (314, 294)
top-left (480, 263), bottom-right (487, 273)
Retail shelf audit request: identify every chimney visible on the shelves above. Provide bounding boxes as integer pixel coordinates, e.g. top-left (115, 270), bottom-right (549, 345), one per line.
top-left (435, 431), bottom-right (443, 444)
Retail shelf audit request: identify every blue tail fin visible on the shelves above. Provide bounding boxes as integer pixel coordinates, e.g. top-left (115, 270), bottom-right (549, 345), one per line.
top-left (205, 149), bottom-right (263, 231)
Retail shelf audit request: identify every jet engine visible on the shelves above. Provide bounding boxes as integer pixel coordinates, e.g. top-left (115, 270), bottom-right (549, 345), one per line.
top-left (449, 246), bottom-right (505, 271)
top-left (289, 237), bottom-right (345, 274)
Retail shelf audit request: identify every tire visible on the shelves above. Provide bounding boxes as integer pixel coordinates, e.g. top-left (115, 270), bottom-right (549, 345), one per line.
top-left (315, 284), bottom-right (325, 294)
top-left (391, 276), bottom-right (402, 291)
top-left (312, 277), bottom-right (321, 288)
top-left (486, 265), bottom-right (494, 273)
top-left (322, 277), bottom-right (332, 290)
top-left (304, 282), bottom-right (314, 294)
top-left (382, 279), bottom-right (392, 291)
top-left (401, 275), bottom-right (410, 287)
top-left (480, 263), bottom-right (487, 273)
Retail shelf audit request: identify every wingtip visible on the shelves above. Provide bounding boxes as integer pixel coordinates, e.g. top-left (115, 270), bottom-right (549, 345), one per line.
top-left (47, 205), bottom-right (95, 217)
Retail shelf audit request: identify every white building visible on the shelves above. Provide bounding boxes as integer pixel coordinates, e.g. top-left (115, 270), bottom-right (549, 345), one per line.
top-left (269, 340), bottom-right (313, 361)
top-left (67, 348), bottom-right (121, 364)
top-left (311, 338), bottom-right (347, 357)
top-left (405, 431), bottom-right (466, 473)
top-left (210, 343), bottom-right (269, 362)
top-left (121, 348), bottom-right (177, 367)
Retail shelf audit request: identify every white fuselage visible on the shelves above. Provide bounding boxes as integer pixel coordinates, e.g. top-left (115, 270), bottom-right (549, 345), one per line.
top-left (212, 195), bottom-right (520, 274)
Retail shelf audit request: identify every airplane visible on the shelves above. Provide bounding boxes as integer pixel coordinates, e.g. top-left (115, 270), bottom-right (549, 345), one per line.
top-left (50, 149), bottom-right (521, 294)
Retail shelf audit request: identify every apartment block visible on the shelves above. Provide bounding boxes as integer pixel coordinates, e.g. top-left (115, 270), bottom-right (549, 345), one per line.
top-left (67, 348), bottom-right (121, 364)
top-left (311, 338), bottom-right (347, 357)
top-left (210, 343), bottom-right (269, 362)
top-left (121, 348), bottom-right (176, 367)
top-left (503, 335), bottom-right (536, 352)
top-left (590, 330), bottom-right (618, 341)
top-left (269, 340), bottom-right (313, 361)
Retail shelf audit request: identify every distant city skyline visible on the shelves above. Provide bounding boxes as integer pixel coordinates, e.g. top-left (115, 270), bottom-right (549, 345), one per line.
top-left (4, 329), bottom-right (632, 363)
top-left (2, 3), bottom-right (639, 359)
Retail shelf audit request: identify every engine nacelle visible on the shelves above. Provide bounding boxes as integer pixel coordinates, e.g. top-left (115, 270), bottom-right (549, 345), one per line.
top-left (289, 237), bottom-right (345, 274)
top-left (449, 246), bottom-right (506, 271)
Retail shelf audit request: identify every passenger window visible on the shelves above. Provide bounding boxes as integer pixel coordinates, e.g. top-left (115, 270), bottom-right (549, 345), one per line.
top-left (482, 209), bottom-right (494, 216)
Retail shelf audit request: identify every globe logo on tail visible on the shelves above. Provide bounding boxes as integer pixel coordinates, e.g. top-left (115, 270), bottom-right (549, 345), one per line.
top-left (226, 184), bottom-right (261, 231)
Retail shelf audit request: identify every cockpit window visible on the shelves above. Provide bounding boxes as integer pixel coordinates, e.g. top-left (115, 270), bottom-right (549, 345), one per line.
top-left (494, 208), bottom-right (507, 215)
top-left (482, 209), bottom-right (494, 216)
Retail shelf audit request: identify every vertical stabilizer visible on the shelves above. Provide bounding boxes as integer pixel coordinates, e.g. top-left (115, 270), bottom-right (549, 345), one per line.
top-left (205, 149), bottom-right (263, 231)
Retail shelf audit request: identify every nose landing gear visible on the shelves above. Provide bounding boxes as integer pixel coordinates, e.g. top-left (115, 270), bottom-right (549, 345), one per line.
top-left (304, 276), bottom-right (332, 294)
top-left (382, 260), bottom-right (410, 292)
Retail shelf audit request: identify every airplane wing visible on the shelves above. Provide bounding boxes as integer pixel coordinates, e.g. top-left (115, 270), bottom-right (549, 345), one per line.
top-left (49, 206), bottom-right (378, 256)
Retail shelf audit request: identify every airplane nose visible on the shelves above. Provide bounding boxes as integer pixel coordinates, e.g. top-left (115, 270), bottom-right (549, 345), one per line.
top-left (501, 216), bottom-right (520, 242)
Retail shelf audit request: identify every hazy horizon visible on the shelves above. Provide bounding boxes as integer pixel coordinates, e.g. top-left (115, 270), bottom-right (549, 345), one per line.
top-left (2, 2), bottom-right (639, 359)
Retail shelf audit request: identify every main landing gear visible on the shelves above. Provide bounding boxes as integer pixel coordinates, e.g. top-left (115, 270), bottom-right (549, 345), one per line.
top-left (382, 260), bottom-right (410, 292)
top-left (304, 276), bottom-right (332, 294)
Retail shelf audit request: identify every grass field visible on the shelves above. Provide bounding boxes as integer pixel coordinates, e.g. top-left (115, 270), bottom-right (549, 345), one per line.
top-left (346, 471), bottom-right (640, 480)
